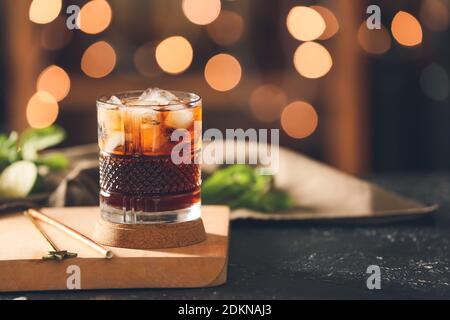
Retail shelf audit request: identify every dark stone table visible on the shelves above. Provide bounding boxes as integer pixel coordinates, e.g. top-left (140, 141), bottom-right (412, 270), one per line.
top-left (1, 173), bottom-right (450, 300)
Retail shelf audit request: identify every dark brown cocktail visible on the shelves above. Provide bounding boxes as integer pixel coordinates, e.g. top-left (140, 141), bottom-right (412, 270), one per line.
top-left (97, 89), bottom-right (201, 224)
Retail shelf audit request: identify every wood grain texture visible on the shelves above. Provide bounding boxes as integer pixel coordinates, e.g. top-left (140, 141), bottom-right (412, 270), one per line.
top-left (0, 206), bottom-right (230, 292)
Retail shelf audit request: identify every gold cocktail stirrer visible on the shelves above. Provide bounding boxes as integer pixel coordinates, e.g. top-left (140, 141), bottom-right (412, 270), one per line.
top-left (27, 208), bottom-right (113, 259)
top-left (25, 211), bottom-right (77, 261)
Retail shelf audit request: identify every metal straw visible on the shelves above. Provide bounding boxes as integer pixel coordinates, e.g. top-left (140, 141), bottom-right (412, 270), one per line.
top-left (25, 212), bottom-right (77, 260)
top-left (27, 208), bottom-right (113, 259)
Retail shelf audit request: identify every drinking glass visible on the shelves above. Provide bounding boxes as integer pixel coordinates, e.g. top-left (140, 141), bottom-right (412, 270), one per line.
top-left (97, 90), bottom-right (202, 224)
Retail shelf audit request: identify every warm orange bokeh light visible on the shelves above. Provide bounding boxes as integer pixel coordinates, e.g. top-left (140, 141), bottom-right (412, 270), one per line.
top-left (293, 42), bottom-right (333, 79)
top-left (357, 23), bottom-right (391, 55)
top-left (81, 41), bottom-right (117, 78)
top-left (281, 101), bottom-right (318, 139)
top-left (26, 91), bottom-right (59, 129)
top-left (29, 0), bottom-right (62, 24)
top-left (391, 11), bottom-right (423, 47)
top-left (182, 0), bottom-right (221, 25)
top-left (37, 65), bottom-right (71, 102)
top-left (207, 10), bottom-right (245, 46)
top-left (79, 0), bottom-right (112, 34)
top-left (250, 85), bottom-right (287, 122)
top-left (40, 17), bottom-right (73, 50)
top-left (205, 54), bottom-right (242, 92)
top-left (420, 0), bottom-right (449, 32)
top-left (311, 6), bottom-right (339, 40)
top-left (155, 36), bottom-right (193, 74)
top-left (286, 6), bottom-right (326, 41)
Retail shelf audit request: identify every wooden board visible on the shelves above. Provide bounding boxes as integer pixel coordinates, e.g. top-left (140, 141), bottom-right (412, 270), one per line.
top-left (0, 206), bottom-right (230, 292)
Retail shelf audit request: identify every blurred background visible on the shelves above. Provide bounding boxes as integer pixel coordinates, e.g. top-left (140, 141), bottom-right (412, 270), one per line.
top-left (0, 0), bottom-right (448, 175)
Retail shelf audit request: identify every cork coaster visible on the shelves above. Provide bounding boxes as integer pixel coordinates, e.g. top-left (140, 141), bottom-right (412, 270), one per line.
top-left (93, 217), bottom-right (207, 249)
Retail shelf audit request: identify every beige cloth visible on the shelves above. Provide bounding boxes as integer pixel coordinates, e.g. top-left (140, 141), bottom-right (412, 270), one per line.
top-left (0, 143), bottom-right (438, 222)
top-left (203, 140), bottom-right (437, 222)
top-left (234, 149), bottom-right (437, 221)
top-left (47, 145), bottom-right (99, 208)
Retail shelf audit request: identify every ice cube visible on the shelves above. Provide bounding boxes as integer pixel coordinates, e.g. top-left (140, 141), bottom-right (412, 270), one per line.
top-left (107, 95), bottom-right (122, 105)
top-left (123, 108), bottom-right (163, 154)
top-left (133, 88), bottom-right (180, 106)
top-left (98, 107), bottom-right (123, 131)
top-left (128, 107), bottom-right (161, 125)
top-left (141, 120), bottom-right (163, 154)
top-left (103, 131), bottom-right (125, 153)
top-left (165, 109), bottom-right (194, 129)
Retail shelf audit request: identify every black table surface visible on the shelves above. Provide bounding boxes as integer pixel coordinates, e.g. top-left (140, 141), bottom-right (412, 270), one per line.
top-left (1, 173), bottom-right (450, 300)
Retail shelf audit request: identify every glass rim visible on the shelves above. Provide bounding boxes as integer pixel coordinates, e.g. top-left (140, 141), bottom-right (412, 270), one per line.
top-left (96, 89), bottom-right (201, 108)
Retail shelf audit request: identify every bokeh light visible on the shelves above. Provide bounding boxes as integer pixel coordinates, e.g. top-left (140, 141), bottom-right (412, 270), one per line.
top-left (37, 65), bottom-right (71, 102)
top-left (155, 36), bottom-right (193, 74)
top-left (29, 0), bottom-right (62, 24)
top-left (40, 16), bottom-right (73, 50)
top-left (81, 41), bottom-right (117, 78)
top-left (79, 0), bottom-right (112, 34)
top-left (391, 11), bottom-right (423, 47)
top-left (207, 10), bottom-right (245, 46)
top-left (293, 42), bottom-right (333, 79)
top-left (420, 63), bottom-right (449, 101)
top-left (311, 6), bottom-right (339, 40)
top-left (182, 0), bottom-right (221, 25)
top-left (357, 23), bottom-right (391, 55)
top-left (134, 42), bottom-right (160, 78)
top-left (420, 0), bottom-right (449, 32)
top-left (250, 85), bottom-right (287, 122)
top-left (281, 101), bottom-right (318, 139)
top-left (286, 6), bottom-right (326, 41)
top-left (205, 54), bottom-right (242, 92)
top-left (26, 91), bottom-right (59, 129)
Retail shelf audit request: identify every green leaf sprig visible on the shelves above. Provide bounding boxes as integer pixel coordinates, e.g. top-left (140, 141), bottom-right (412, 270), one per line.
top-left (202, 165), bottom-right (294, 213)
top-left (0, 125), bottom-right (69, 197)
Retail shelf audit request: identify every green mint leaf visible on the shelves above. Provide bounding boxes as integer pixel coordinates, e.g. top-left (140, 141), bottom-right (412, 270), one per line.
top-left (19, 125), bottom-right (66, 161)
top-left (258, 189), bottom-right (295, 212)
top-left (0, 132), bottom-right (20, 171)
top-left (202, 164), bottom-right (295, 213)
top-left (202, 165), bottom-right (255, 203)
top-left (37, 153), bottom-right (69, 171)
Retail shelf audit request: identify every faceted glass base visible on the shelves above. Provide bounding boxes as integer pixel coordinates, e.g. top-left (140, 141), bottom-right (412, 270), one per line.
top-left (100, 202), bottom-right (201, 224)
